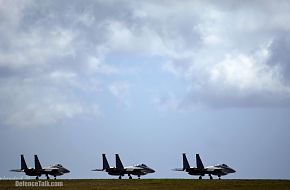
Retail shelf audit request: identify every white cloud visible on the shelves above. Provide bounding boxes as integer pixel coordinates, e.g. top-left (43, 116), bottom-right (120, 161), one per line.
top-left (0, 27), bottom-right (76, 70)
top-left (0, 72), bottom-right (104, 128)
top-left (0, 1), bottom-right (105, 128)
top-left (87, 56), bottom-right (120, 75)
top-left (0, 0), bottom-right (31, 30)
top-left (0, 78), bottom-right (83, 128)
top-left (108, 82), bottom-right (131, 108)
top-left (154, 92), bottom-right (180, 111)
top-left (3, 101), bottom-right (84, 128)
top-left (1, 0), bottom-right (290, 129)
top-left (106, 21), bottom-right (169, 56)
top-left (49, 70), bottom-right (77, 82)
top-left (211, 54), bottom-right (285, 92)
top-left (185, 47), bottom-right (290, 108)
top-left (155, 1), bottom-right (290, 108)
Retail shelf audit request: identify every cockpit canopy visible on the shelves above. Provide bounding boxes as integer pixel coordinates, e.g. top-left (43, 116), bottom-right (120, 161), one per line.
top-left (53, 164), bottom-right (63, 168)
top-left (136, 164), bottom-right (148, 168)
top-left (216, 164), bottom-right (229, 168)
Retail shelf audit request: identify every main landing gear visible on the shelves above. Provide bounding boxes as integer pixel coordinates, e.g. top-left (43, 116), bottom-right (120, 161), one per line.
top-left (198, 175), bottom-right (215, 180)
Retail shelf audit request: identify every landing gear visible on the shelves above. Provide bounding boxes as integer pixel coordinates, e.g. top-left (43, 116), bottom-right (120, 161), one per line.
top-left (36, 176), bottom-right (39, 180)
top-left (218, 175), bottom-right (221, 180)
top-left (199, 176), bottom-right (202, 180)
top-left (129, 175), bottom-right (132, 179)
top-left (209, 175), bottom-right (213, 180)
top-left (119, 176), bottom-right (122, 179)
top-left (138, 175), bottom-right (140, 179)
top-left (54, 176), bottom-right (56, 180)
top-left (46, 174), bottom-right (50, 180)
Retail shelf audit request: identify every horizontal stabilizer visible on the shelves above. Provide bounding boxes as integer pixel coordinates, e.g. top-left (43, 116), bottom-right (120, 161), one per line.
top-left (10, 169), bottom-right (23, 172)
top-left (91, 169), bottom-right (104, 171)
top-left (172, 168), bottom-right (184, 171)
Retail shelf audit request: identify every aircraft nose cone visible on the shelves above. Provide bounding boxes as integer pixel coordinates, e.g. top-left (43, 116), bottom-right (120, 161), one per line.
top-left (64, 168), bottom-right (70, 173)
top-left (150, 168), bottom-right (155, 173)
top-left (230, 168), bottom-right (236, 173)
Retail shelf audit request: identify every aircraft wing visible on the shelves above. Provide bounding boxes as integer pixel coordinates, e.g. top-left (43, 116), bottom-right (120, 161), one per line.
top-left (41, 168), bottom-right (59, 172)
top-left (10, 169), bottom-right (23, 172)
top-left (206, 166), bottom-right (223, 172)
top-left (125, 166), bottom-right (150, 172)
top-left (125, 167), bottom-right (139, 172)
top-left (172, 168), bottom-right (184, 171)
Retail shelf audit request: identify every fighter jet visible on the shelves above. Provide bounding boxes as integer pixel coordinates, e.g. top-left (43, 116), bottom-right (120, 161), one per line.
top-left (34, 155), bottom-right (70, 179)
top-left (173, 153), bottom-right (235, 179)
top-left (10, 154), bottom-right (70, 179)
top-left (92, 154), bottom-right (155, 179)
top-left (10, 155), bottom-right (42, 179)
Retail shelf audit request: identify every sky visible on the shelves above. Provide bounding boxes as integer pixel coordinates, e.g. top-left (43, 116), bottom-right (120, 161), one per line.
top-left (1, 0), bottom-right (290, 179)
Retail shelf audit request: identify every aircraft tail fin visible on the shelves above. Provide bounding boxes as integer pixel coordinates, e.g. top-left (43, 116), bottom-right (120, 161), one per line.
top-left (196, 154), bottom-right (204, 169)
top-left (34, 155), bottom-right (42, 170)
top-left (182, 153), bottom-right (190, 169)
top-left (21, 154), bottom-right (28, 170)
top-left (102, 154), bottom-right (110, 170)
top-left (115, 154), bottom-right (124, 169)
top-left (92, 154), bottom-right (109, 171)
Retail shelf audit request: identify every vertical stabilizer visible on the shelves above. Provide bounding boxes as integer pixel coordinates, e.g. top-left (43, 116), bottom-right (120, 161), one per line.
top-left (115, 154), bottom-right (124, 169)
top-left (102, 154), bottom-right (110, 170)
top-left (182, 153), bottom-right (190, 169)
top-left (21, 154), bottom-right (28, 170)
top-left (34, 155), bottom-right (42, 170)
top-left (196, 154), bottom-right (204, 169)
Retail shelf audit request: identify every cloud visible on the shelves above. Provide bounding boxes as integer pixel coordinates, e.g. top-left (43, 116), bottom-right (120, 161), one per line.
top-left (154, 92), bottom-right (180, 111)
top-left (266, 34), bottom-right (290, 83)
top-left (0, 29), bottom-right (73, 73)
top-left (1, 0), bottom-right (290, 129)
top-left (0, 77), bottom-right (81, 128)
top-left (108, 82), bottom-right (131, 108)
top-left (187, 50), bottom-right (290, 108)
top-left (0, 0), bottom-right (126, 128)
top-left (87, 56), bottom-right (121, 75)
top-left (158, 1), bottom-right (290, 108)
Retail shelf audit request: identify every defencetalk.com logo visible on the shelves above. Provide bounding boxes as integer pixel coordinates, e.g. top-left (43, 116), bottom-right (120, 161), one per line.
top-left (15, 180), bottom-right (63, 187)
